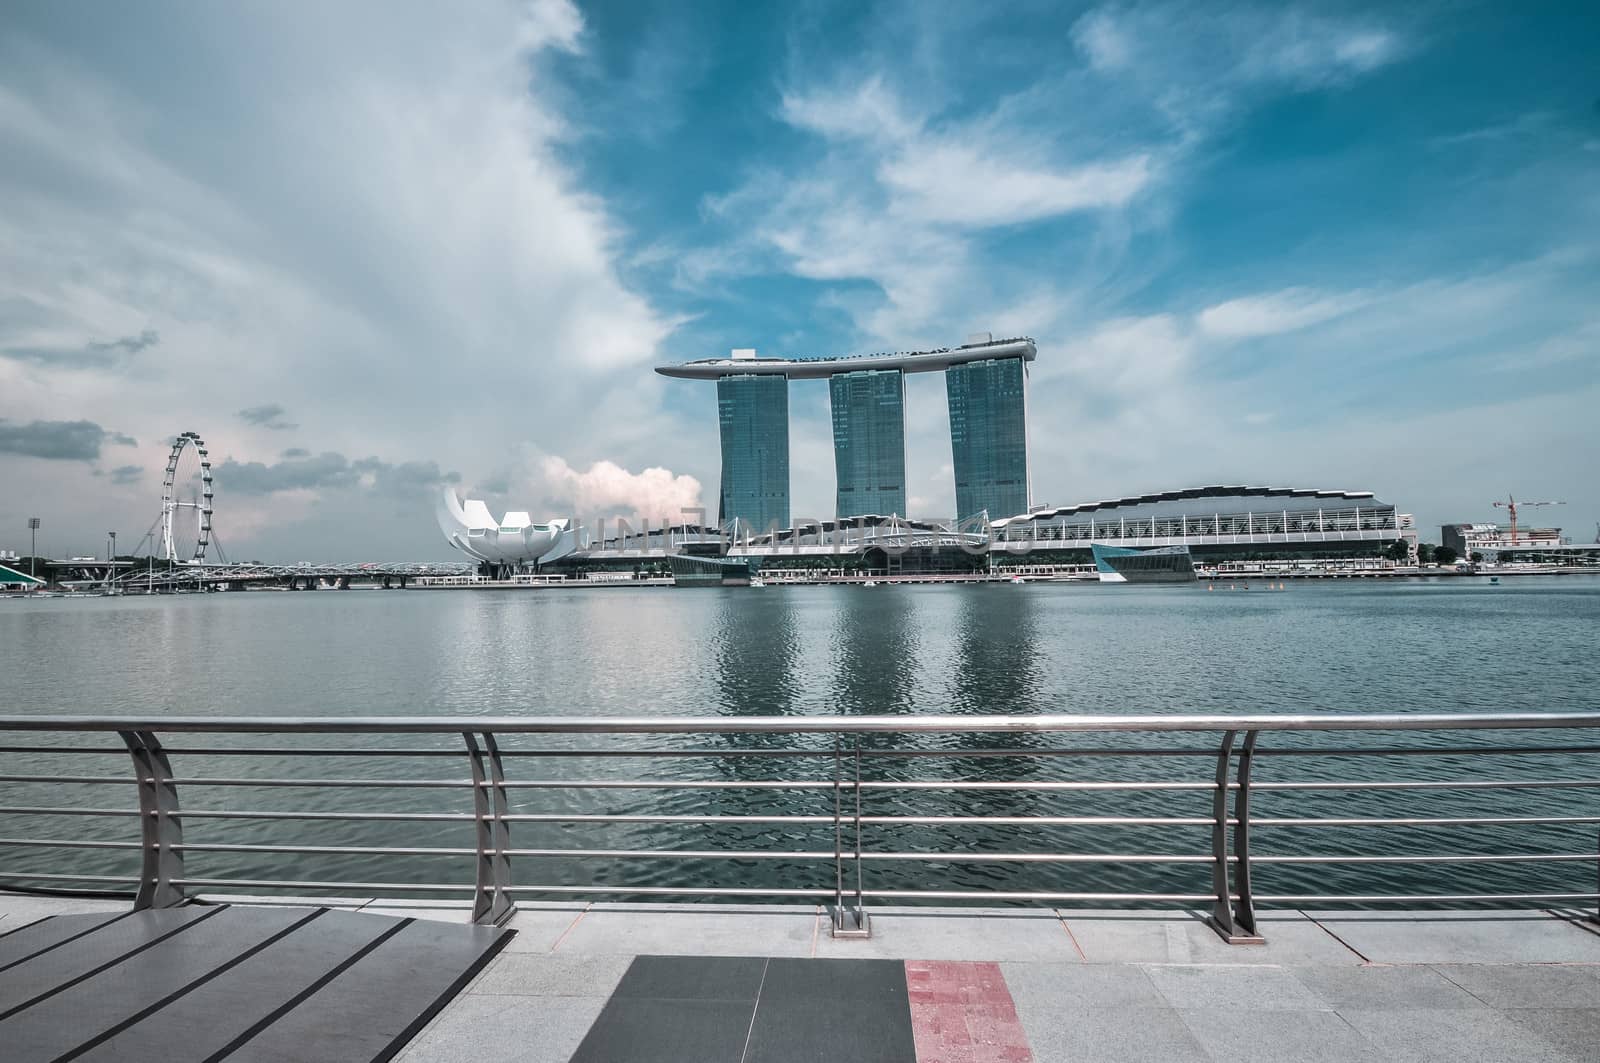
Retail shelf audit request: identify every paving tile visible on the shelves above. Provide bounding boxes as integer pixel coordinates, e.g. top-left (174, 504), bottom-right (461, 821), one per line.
top-left (1177, 1007), bottom-right (1382, 1062)
top-left (1504, 1007), bottom-right (1600, 1060)
top-left (1010, 1004), bottom-right (1208, 1063)
top-left (1143, 963), bottom-right (1330, 1011)
top-left (470, 952), bottom-right (632, 997)
top-left (1338, 1007), bottom-right (1574, 1063)
top-left (744, 993), bottom-right (916, 1063)
top-left (1288, 964), bottom-right (1487, 1011)
top-left (568, 997), bottom-right (753, 1063)
top-left (907, 961), bottom-right (1032, 1063)
top-left (1062, 910), bottom-right (1359, 965)
top-left (0, 895), bottom-right (128, 924)
top-left (814, 910), bottom-right (1082, 962)
top-left (1306, 910), bottom-right (1600, 965)
top-left (1431, 963), bottom-right (1600, 1009)
top-left (612, 955), bottom-right (767, 1002)
top-left (362, 906), bottom-right (473, 924)
top-left (499, 905), bottom-right (587, 952)
top-left (556, 906), bottom-right (816, 956)
top-left (195, 893), bottom-right (375, 909)
top-left (999, 961), bottom-right (1166, 1009)
top-left (395, 992), bottom-right (610, 1063)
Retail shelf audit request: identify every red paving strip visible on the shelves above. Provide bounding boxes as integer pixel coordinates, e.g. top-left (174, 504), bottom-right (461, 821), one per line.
top-left (905, 960), bottom-right (1033, 1063)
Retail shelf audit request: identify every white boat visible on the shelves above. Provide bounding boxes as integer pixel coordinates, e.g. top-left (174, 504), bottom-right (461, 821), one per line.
top-left (748, 577), bottom-right (767, 588)
top-left (862, 579), bottom-right (878, 587)
top-left (1009, 575), bottom-right (1026, 584)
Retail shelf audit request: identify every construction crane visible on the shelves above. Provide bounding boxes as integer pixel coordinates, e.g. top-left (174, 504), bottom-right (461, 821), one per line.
top-left (1491, 495), bottom-right (1564, 543)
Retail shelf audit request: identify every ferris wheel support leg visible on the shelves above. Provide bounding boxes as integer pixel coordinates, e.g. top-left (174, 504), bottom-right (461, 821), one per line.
top-left (120, 730), bottom-right (186, 910)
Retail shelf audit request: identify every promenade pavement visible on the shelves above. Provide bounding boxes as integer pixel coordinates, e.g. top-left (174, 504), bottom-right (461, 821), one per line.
top-left (4, 893), bottom-right (1598, 1062)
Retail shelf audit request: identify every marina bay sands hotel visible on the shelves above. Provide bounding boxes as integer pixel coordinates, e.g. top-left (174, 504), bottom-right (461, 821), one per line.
top-left (656, 334), bottom-right (1034, 530)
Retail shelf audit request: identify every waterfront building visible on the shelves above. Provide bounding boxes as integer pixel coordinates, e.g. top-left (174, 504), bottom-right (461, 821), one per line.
top-left (992, 486), bottom-right (1417, 568)
top-left (1441, 522), bottom-right (1562, 556)
top-left (539, 486), bottom-right (1419, 579)
top-left (657, 335), bottom-right (1036, 527)
top-left (946, 356), bottom-right (1029, 522)
top-left (830, 369), bottom-right (907, 518)
top-left (717, 372), bottom-right (790, 532)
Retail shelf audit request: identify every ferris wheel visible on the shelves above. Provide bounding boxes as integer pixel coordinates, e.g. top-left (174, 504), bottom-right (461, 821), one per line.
top-left (160, 431), bottom-right (214, 561)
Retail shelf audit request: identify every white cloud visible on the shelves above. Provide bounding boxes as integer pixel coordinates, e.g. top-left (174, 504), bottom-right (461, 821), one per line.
top-left (0, 1), bottom-right (685, 558)
top-left (536, 456), bottom-right (703, 524)
top-left (1196, 288), bottom-right (1369, 339)
top-left (880, 146), bottom-right (1153, 227)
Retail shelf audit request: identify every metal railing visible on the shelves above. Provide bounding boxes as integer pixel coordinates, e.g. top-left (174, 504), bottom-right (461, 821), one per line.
top-left (1, 713), bottom-right (1598, 942)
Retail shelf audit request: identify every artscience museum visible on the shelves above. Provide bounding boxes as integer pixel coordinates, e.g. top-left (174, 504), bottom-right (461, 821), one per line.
top-left (435, 489), bottom-right (570, 573)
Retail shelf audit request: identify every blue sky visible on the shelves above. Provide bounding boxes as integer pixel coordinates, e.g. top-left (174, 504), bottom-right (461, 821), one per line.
top-left (0, 1), bottom-right (1596, 558)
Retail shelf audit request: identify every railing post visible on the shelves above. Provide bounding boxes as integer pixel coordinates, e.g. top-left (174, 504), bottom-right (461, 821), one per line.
top-left (830, 734), bottom-right (870, 938)
top-left (1206, 730), bottom-right (1237, 940)
top-left (464, 731), bottom-right (516, 926)
top-left (1231, 730), bottom-right (1261, 939)
top-left (120, 730), bottom-right (184, 909)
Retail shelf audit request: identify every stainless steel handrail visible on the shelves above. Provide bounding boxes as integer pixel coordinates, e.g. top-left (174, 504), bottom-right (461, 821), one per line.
top-left (1, 712), bottom-right (1597, 939)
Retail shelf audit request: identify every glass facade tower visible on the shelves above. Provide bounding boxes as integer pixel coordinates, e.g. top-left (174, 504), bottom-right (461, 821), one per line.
top-left (946, 357), bottom-right (1029, 522)
top-left (829, 369), bottom-right (907, 518)
top-left (716, 374), bottom-right (790, 533)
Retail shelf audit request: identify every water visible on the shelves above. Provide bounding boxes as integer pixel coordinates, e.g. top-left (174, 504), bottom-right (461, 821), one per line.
top-left (3, 579), bottom-right (1598, 906)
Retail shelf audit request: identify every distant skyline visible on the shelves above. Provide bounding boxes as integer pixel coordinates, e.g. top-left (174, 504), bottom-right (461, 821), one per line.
top-left (1, 1), bottom-right (1597, 560)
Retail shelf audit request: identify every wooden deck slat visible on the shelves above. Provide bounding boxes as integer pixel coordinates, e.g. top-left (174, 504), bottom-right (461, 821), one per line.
top-left (72, 908), bottom-right (408, 1063)
top-left (0, 906), bottom-right (215, 1016)
top-left (0, 912), bottom-right (127, 970)
top-left (0, 905), bottom-right (313, 1061)
top-left (221, 917), bottom-right (512, 1063)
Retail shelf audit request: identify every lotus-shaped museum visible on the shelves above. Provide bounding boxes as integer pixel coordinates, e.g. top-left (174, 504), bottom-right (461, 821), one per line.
top-left (435, 488), bottom-right (569, 566)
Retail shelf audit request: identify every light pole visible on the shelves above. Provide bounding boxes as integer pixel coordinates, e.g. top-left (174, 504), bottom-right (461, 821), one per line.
top-left (28, 517), bottom-right (40, 580)
top-left (107, 531), bottom-right (117, 591)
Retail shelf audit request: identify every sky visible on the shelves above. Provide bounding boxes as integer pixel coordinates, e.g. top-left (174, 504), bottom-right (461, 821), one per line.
top-left (1, 0), bottom-right (1596, 561)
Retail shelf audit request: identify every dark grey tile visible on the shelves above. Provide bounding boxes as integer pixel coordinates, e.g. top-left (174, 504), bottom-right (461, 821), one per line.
top-left (0, 906), bottom-right (215, 1014)
top-left (72, 908), bottom-right (401, 1063)
top-left (743, 993), bottom-right (916, 1063)
top-left (612, 956), bottom-right (768, 1002)
top-left (569, 997), bottom-right (754, 1063)
top-left (0, 905), bottom-right (312, 1061)
top-left (759, 958), bottom-right (908, 1002)
top-left (223, 917), bottom-right (512, 1063)
top-left (0, 912), bottom-right (125, 968)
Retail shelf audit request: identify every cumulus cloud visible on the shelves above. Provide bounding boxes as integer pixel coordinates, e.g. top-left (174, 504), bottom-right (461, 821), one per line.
top-left (108, 464), bottom-right (142, 485)
top-left (280, 447), bottom-right (309, 458)
top-left (0, 0), bottom-right (677, 558)
top-left (537, 456), bottom-right (703, 523)
top-left (0, 419), bottom-right (136, 461)
top-left (237, 404), bottom-right (297, 430)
